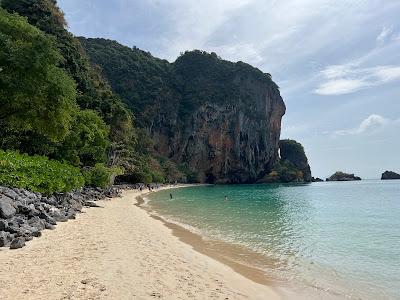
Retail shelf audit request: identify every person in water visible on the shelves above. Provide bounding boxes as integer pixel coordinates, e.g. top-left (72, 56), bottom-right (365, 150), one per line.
top-left (225, 195), bottom-right (228, 201)
top-left (170, 193), bottom-right (173, 199)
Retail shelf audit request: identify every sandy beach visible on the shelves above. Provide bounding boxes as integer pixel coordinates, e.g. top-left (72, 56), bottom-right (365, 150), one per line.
top-left (0, 186), bottom-right (280, 300)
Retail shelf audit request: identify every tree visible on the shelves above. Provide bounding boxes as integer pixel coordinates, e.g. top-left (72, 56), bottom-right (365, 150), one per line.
top-left (0, 8), bottom-right (76, 143)
top-left (1, 1), bottom-right (135, 168)
top-left (56, 110), bottom-right (110, 167)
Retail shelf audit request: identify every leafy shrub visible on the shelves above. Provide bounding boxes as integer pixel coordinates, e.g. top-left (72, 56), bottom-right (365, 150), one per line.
top-left (0, 7), bottom-right (77, 143)
top-left (0, 149), bottom-right (84, 194)
top-left (56, 109), bottom-right (110, 167)
top-left (264, 160), bottom-right (301, 183)
top-left (83, 163), bottom-right (124, 188)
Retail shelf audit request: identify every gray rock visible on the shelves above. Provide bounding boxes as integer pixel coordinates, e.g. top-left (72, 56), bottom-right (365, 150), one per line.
top-left (44, 223), bottom-right (55, 230)
top-left (39, 212), bottom-right (56, 225)
top-left (0, 219), bottom-right (7, 231)
top-left (0, 231), bottom-right (12, 247)
top-left (22, 190), bottom-right (37, 201)
top-left (0, 196), bottom-right (17, 219)
top-left (84, 201), bottom-right (100, 208)
top-left (42, 196), bottom-right (57, 206)
top-left (28, 216), bottom-right (46, 231)
top-left (66, 208), bottom-right (77, 219)
top-left (1, 188), bottom-right (19, 200)
top-left (23, 234), bottom-right (33, 241)
top-left (70, 200), bottom-right (83, 212)
top-left (10, 237), bottom-right (25, 249)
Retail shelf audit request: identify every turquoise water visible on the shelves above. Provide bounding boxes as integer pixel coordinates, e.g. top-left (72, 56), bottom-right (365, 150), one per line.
top-left (147, 180), bottom-right (400, 299)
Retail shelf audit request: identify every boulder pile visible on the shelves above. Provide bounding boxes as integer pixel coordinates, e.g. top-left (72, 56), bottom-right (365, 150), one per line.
top-left (0, 186), bottom-right (121, 249)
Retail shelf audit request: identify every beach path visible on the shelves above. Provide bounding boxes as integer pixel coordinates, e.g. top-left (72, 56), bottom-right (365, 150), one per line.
top-left (0, 189), bottom-right (280, 299)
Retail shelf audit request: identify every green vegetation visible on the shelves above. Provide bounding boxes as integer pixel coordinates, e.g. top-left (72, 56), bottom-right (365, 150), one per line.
top-left (0, 8), bottom-right (76, 145)
top-left (56, 110), bottom-right (110, 167)
top-left (264, 140), bottom-right (312, 183)
top-left (78, 39), bottom-right (281, 183)
top-left (264, 161), bottom-right (305, 183)
top-left (0, 150), bottom-right (84, 194)
top-left (80, 40), bottom-right (278, 127)
top-left (0, 1), bottom-right (285, 188)
top-left (83, 164), bottom-right (124, 188)
top-left (0, 2), bottom-right (138, 191)
top-left (1, 1), bottom-right (134, 164)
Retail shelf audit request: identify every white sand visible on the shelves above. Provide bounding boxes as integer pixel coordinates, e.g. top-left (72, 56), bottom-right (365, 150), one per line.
top-left (0, 187), bottom-right (280, 299)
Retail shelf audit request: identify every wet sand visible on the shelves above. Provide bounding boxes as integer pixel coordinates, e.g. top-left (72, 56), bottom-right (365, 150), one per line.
top-left (0, 186), bottom-right (280, 299)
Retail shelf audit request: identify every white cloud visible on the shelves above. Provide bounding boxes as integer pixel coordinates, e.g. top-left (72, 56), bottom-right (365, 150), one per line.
top-left (315, 64), bottom-right (400, 95)
top-left (375, 66), bottom-right (400, 82)
top-left (333, 114), bottom-right (389, 136)
top-left (315, 78), bottom-right (366, 95)
top-left (376, 26), bottom-right (393, 45)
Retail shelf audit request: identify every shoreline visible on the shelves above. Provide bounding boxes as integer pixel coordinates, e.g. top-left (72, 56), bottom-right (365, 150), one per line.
top-left (137, 188), bottom-right (278, 287)
top-left (139, 186), bottom-right (348, 300)
top-left (0, 185), bottom-right (281, 299)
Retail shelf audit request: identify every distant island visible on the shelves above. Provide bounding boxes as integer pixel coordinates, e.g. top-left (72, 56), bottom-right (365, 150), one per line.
top-left (312, 177), bottom-right (324, 182)
top-left (326, 172), bottom-right (362, 182)
top-left (381, 171), bottom-right (400, 180)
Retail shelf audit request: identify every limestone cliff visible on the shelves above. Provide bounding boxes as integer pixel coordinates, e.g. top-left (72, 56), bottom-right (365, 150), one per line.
top-left (80, 39), bottom-right (286, 183)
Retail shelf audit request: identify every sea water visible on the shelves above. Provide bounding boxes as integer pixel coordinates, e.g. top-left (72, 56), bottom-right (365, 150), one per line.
top-left (147, 180), bottom-right (400, 299)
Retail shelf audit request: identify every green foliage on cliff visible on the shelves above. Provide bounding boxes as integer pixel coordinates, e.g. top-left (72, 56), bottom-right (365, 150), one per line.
top-left (0, 8), bottom-right (76, 144)
top-left (263, 160), bottom-right (304, 183)
top-left (1, 1), bottom-right (135, 167)
top-left (279, 139), bottom-right (312, 182)
top-left (0, 1), bottom-right (286, 185)
top-left (55, 110), bottom-right (110, 167)
top-left (78, 38), bottom-right (174, 128)
top-left (78, 38), bottom-right (282, 183)
top-left (83, 163), bottom-right (124, 188)
top-left (79, 39), bottom-right (279, 127)
top-left (264, 139), bottom-right (312, 183)
top-left (0, 150), bottom-right (84, 194)
top-left (0, 2), bottom-right (139, 187)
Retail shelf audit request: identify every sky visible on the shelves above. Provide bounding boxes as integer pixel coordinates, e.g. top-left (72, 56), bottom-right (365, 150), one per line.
top-left (58, 0), bottom-right (400, 179)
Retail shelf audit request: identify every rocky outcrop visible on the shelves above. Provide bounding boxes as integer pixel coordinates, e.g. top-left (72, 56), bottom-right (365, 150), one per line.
top-left (0, 186), bottom-right (121, 249)
top-left (80, 40), bottom-right (286, 184)
top-left (279, 139), bottom-right (312, 182)
top-left (262, 139), bottom-right (312, 183)
top-left (326, 172), bottom-right (361, 181)
top-left (168, 89), bottom-right (285, 184)
top-left (312, 177), bottom-right (324, 182)
top-left (381, 171), bottom-right (400, 180)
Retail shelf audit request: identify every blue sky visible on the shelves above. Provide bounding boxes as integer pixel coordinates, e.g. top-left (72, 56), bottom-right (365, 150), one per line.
top-left (58, 0), bottom-right (400, 178)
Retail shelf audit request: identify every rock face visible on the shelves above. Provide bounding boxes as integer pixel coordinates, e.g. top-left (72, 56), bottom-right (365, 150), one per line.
top-left (80, 40), bottom-right (286, 183)
top-left (0, 186), bottom-right (121, 249)
top-left (279, 139), bottom-right (312, 182)
top-left (381, 171), bottom-right (400, 180)
top-left (262, 139), bottom-right (312, 183)
top-left (167, 87), bottom-right (285, 184)
top-left (326, 172), bottom-right (361, 182)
